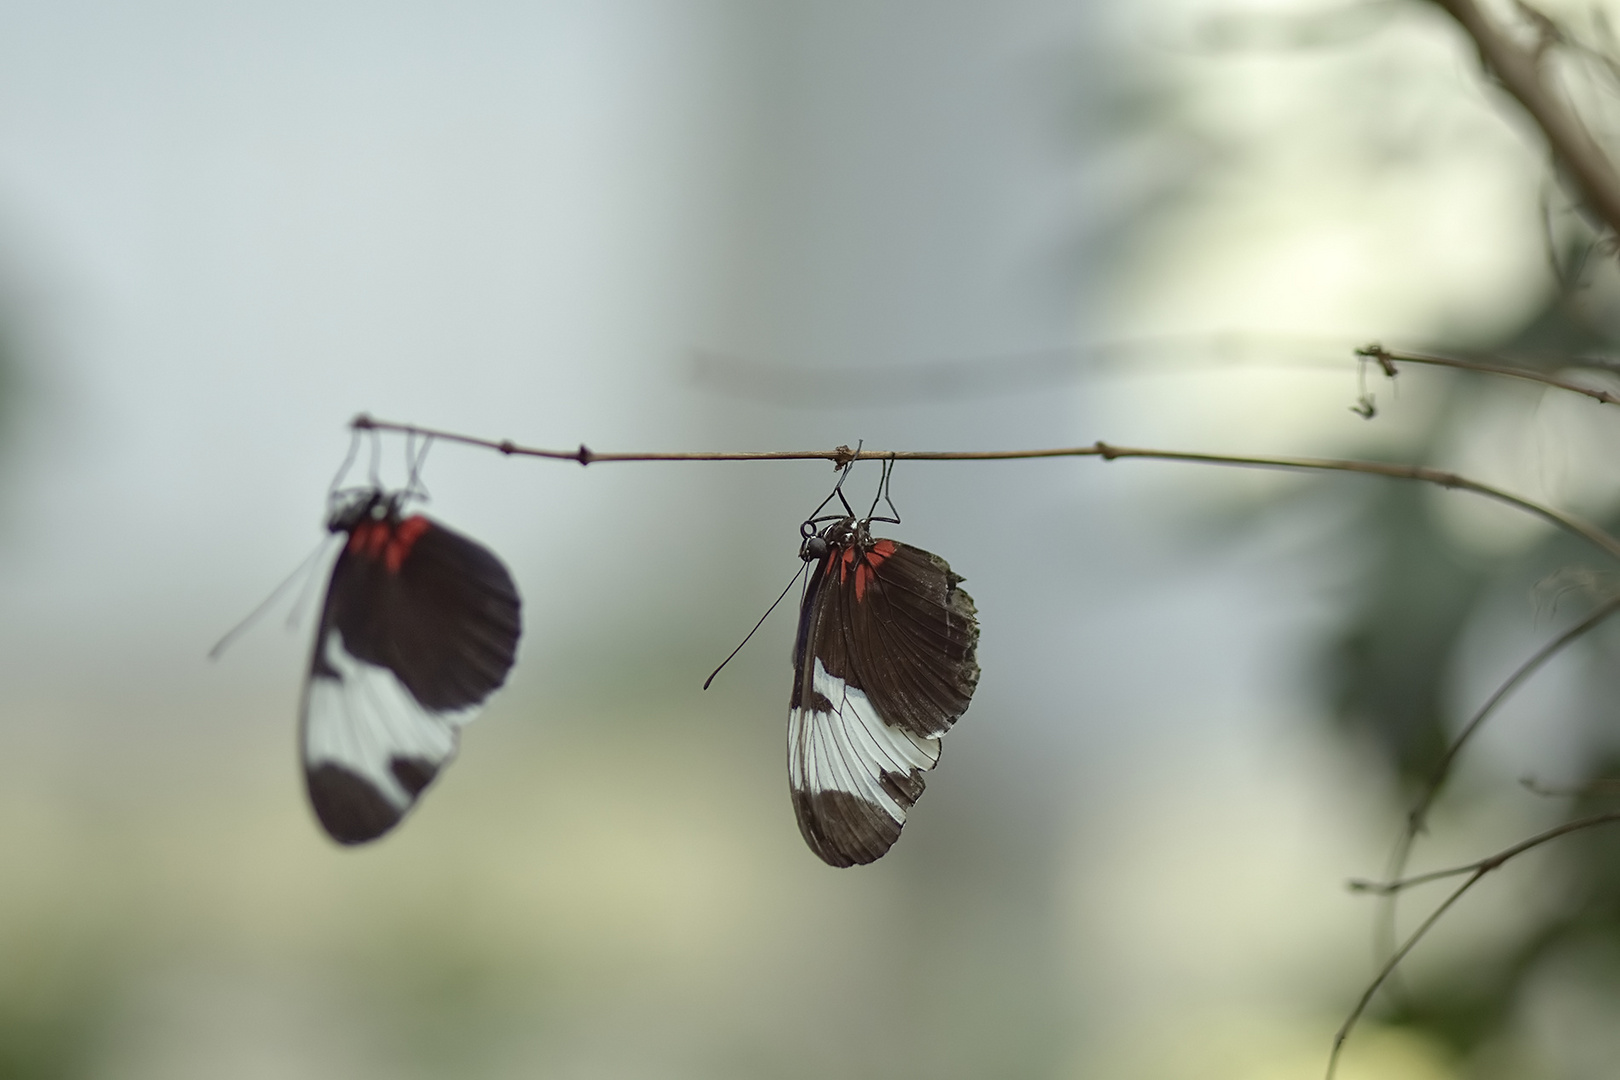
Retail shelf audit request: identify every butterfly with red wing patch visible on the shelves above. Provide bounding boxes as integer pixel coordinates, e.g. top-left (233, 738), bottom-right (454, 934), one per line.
top-left (302, 488), bottom-right (521, 844)
top-left (787, 463), bottom-right (979, 866)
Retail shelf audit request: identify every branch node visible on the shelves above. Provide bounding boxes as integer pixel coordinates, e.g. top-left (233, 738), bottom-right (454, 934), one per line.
top-left (576, 443), bottom-right (594, 466)
top-left (832, 444), bottom-right (856, 468)
top-left (1356, 343), bottom-right (1399, 378)
top-left (1095, 440), bottom-right (1118, 460)
top-left (498, 440), bottom-right (516, 455)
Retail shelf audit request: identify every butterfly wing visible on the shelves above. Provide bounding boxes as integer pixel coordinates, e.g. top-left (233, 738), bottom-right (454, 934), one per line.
top-left (788, 538), bottom-right (979, 867)
top-left (300, 516), bottom-right (521, 844)
top-left (840, 540), bottom-right (979, 738)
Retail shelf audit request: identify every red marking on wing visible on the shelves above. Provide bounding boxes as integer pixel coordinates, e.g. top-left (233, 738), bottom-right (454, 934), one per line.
top-left (830, 545), bottom-right (854, 584)
top-left (852, 541), bottom-right (895, 602)
top-left (384, 516), bottom-right (432, 573)
top-left (347, 521), bottom-right (390, 559)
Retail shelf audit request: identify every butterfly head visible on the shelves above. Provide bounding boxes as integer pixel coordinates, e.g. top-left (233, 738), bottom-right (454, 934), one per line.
top-left (325, 488), bottom-right (408, 534)
top-left (799, 515), bottom-right (873, 563)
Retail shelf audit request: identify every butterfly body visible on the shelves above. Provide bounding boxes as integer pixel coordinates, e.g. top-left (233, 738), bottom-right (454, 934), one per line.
top-left (302, 490), bottom-right (521, 844)
top-left (790, 516), bottom-right (979, 867)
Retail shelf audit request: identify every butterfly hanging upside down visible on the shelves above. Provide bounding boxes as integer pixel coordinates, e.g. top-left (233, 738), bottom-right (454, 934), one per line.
top-left (789, 508), bottom-right (980, 867)
top-left (301, 487), bottom-right (522, 844)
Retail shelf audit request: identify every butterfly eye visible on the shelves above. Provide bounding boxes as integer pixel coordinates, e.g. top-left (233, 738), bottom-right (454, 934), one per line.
top-left (801, 535), bottom-right (829, 561)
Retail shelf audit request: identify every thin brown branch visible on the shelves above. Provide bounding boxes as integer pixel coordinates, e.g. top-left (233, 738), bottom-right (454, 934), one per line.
top-left (1351, 810), bottom-right (1620, 895)
top-left (1402, 596), bottom-right (1620, 842)
top-left (1327, 868), bottom-right (1486, 1080)
top-left (1428, 0), bottom-right (1620, 236)
top-left (1360, 344), bottom-right (1620, 408)
top-left (1522, 774), bottom-right (1620, 797)
top-left (353, 414), bottom-right (1620, 562)
top-left (1329, 810), bottom-right (1620, 1079)
top-left (1091, 446), bottom-right (1620, 560)
top-left (1373, 596), bottom-right (1620, 973)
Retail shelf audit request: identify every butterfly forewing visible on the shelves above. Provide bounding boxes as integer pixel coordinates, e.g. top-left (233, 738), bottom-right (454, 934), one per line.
top-left (789, 531), bottom-right (979, 867)
top-left (301, 507), bottom-right (521, 844)
top-left (840, 542), bottom-right (978, 737)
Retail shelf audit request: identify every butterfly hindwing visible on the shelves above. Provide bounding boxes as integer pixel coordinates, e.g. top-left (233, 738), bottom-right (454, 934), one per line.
top-left (789, 530), bottom-right (978, 867)
top-left (301, 508), bottom-right (521, 844)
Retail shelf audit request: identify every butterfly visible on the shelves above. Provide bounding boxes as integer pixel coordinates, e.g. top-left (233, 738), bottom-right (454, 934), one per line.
top-left (787, 463), bottom-right (980, 866)
top-left (301, 487), bottom-right (522, 844)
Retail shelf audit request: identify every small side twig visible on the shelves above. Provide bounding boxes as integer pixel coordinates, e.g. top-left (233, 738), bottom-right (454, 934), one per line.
top-left (1353, 811), bottom-right (1620, 896)
top-left (1372, 595), bottom-right (1620, 986)
top-left (1359, 344), bottom-right (1620, 409)
top-left (1522, 774), bottom-right (1620, 797)
top-left (1329, 810), bottom-right (1620, 1079)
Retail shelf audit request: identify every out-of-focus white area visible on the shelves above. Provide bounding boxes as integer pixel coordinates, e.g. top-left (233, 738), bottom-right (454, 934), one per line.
top-left (0, 0), bottom-right (1590, 1076)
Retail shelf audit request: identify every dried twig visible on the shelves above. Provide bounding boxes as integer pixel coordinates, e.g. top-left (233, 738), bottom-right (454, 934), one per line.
top-left (1329, 811), bottom-right (1620, 1079)
top-left (352, 413), bottom-right (1620, 562)
top-left (1374, 596), bottom-right (1620, 970)
top-left (1358, 343), bottom-right (1620, 408)
top-left (1428, 0), bottom-right (1620, 236)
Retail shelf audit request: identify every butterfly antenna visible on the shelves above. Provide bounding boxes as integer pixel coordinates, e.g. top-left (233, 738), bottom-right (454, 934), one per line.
top-left (703, 562), bottom-right (808, 690)
top-left (285, 540), bottom-right (333, 630)
top-left (208, 537), bottom-right (338, 660)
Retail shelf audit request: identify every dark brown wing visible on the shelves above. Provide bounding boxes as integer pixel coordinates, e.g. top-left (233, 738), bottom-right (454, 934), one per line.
top-left (787, 537), bottom-right (978, 867)
top-left (840, 540), bottom-right (979, 738)
top-left (322, 520), bottom-right (521, 711)
top-left (301, 516), bottom-right (521, 844)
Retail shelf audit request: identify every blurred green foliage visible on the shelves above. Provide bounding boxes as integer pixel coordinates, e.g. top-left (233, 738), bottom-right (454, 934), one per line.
top-left (1321, 273), bottom-right (1620, 1070)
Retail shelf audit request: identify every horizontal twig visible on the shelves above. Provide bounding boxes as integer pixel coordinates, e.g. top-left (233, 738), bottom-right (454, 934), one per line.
top-left (1360, 344), bottom-right (1620, 408)
top-left (352, 414), bottom-right (1620, 563)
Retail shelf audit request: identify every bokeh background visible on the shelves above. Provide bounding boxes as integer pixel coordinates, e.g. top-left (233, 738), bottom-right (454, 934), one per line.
top-left (4, 0), bottom-right (1620, 1076)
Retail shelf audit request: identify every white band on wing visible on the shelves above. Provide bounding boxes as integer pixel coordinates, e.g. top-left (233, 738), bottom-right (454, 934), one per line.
top-left (789, 657), bottom-right (940, 822)
top-left (303, 630), bottom-right (474, 809)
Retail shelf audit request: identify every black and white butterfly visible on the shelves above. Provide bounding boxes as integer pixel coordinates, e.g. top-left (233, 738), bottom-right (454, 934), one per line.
top-left (787, 464), bottom-right (979, 866)
top-left (301, 487), bottom-right (522, 844)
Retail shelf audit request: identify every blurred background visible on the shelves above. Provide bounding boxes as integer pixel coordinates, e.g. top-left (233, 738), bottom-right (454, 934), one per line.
top-left (3, 0), bottom-right (1620, 1076)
